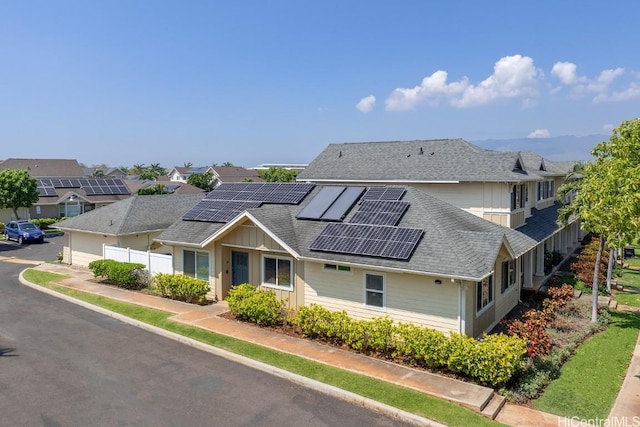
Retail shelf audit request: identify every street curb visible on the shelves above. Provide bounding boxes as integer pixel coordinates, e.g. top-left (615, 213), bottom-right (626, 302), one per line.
top-left (19, 269), bottom-right (444, 427)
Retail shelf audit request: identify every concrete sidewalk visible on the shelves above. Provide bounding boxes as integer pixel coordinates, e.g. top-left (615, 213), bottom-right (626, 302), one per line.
top-left (24, 262), bottom-right (638, 426)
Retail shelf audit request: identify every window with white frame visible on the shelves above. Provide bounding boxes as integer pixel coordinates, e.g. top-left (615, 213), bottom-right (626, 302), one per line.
top-left (476, 275), bottom-right (494, 312)
top-left (501, 260), bottom-right (516, 293)
top-left (364, 273), bottom-right (385, 308)
top-left (262, 254), bottom-right (293, 290)
top-left (537, 179), bottom-right (555, 201)
top-left (183, 250), bottom-right (209, 281)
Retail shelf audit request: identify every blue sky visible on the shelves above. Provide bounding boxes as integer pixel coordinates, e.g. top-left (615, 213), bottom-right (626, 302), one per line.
top-left (2, 1), bottom-right (639, 168)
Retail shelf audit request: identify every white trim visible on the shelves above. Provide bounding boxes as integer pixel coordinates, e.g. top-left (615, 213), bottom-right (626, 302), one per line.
top-left (475, 275), bottom-right (495, 317)
top-left (363, 271), bottom-right (386, 312)
top-left (221, 242), bottom-right (289, 254)
top-left (261, 253), bottom-right (294, 292)
top-left (298, 178), bottom-right (461, 184)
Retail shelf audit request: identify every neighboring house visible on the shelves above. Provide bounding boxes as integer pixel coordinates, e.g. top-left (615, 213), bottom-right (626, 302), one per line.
top-left (0, 158), bottom-right (132, 222)
top-left (154, 179), bottom-right (567, 338)
top-left (210, 166), bottom-right (263, 187)
top-left (125, 178), bottom-right (205, 195)
top-left (297, 139), bottom-right (582, 292)
top-left (167, 166), bottom-right (215, 183)
top-left (53, 193), bottom-right (205, 267)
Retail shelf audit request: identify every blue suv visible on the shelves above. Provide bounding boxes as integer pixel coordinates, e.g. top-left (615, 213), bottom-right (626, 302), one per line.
top-left (5, 220), bottom-right (45, 244)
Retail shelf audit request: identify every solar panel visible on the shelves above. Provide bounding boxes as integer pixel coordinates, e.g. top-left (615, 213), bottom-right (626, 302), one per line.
top-left (204, 182), bottom-right (314, 205)
top-left (362, 186), bottom-right (406, 201)
top-left (182, 200), bottom-right (262, 222)
top-left (37, 186), bottom-right (57, 197)
top-left (349, 200), bottom-right (409, 226)
top-left (37, 177), bottom-right (130, 195)
top-left (309, 223), bottom-right (423, 260)
top-left (319, 186), bottom-right (365, 221)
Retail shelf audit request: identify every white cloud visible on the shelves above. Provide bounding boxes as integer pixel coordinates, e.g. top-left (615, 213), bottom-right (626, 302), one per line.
top-left (384, 70), bottom-right (468, 111)
top-left (550, 62), bottom-right (633, 103)
top-left (551, 62), bottom-right (586, 85)
top-left (356, 95), bottom-right (376, 113)
top-left (384, 55), bottom-right (540, 111)
top-left (602, 123), bottom-right (615, 133)
top-left (593, 82), bottom-right (640, 103)
top-left (528, 129), bottom-right (551, 138)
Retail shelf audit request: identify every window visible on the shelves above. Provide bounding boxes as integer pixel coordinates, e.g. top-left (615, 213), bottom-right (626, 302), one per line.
top-left (476, 275), bottom-right (494, 312)
top-left (537, 180), bottom-right (555, 201)
top-left (183, 250), bottom-right (209, 281)
top-left (501, 260), bottom-right (515, 293)
top-left (262, 255), bottom-right (293, 290)
top-left (364, 273), bottom-right (385, 308)
top-left (324, 263), bottom-right (351, 272)
top-left (511, 184), bottom-right (526, 211)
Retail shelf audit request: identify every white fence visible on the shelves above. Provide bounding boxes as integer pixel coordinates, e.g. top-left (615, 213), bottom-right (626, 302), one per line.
top-left (103, 245), bottom-right (173, 276)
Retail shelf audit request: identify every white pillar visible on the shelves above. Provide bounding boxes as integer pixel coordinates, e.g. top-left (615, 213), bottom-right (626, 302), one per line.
top-left (523, 250), bottom-right (534, 288)
top-left (535, 243), bottom-right (546, 276)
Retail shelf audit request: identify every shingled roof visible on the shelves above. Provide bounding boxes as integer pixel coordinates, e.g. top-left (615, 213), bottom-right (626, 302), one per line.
top-left (297, 139), bottom-right (538, 183)
top-left (0, 158), bottom-right (84, 177)
top-left (156, 185), bottom-right (540, 281)
top-left (54, 193), bottom-right (205, 236)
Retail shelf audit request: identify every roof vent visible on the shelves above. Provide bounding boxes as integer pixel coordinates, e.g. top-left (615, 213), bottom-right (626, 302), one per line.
top-left (338, 150), bottom-right (342, 158)
top-left (419, 147), bottom-right (424, 155)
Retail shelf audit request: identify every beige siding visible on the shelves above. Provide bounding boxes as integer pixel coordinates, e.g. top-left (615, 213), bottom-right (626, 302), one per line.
top-left (483, 213), bottom-right (509, 227)
top-left (304, 262), bottom-right (459, 334)
top-left (67, 231), bottom-right (118, 267)
top-left (221, 223), bottom-right (284, 251)
top-left (120, 232), bottom-right (163, 252)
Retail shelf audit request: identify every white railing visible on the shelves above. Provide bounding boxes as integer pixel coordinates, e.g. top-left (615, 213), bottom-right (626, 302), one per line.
top-left (103, 244), bottom-right (173, 276)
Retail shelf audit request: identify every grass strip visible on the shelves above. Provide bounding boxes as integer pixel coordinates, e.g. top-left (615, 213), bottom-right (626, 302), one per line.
top-left (534, 310), bottom-right (640, 419)
top-left (23, 269), bottom-right (500, 427)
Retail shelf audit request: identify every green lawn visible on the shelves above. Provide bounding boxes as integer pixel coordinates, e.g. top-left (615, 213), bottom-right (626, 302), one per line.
top-left (616, 292), bottom-right (640, 307)
top-left (23, 269), bottom-right (500, 427)
top-left (626, 257), bottom-right (640, 269)
top-left (619, 268), bottom-right (640, 289)
top-left (534, 310), bottom-right (640, 419)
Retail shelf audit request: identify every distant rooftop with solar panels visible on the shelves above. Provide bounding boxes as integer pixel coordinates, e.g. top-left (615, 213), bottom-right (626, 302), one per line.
top-left (36, 177), bottom-right (131, 198)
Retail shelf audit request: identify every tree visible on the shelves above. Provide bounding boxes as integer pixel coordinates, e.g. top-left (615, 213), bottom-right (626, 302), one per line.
top-left (183, 162), bottom-right (193, 168)
top-left (0, 169), bottom-right (40, 220)
top-left (187, 172), bottom-right (214, 192)
top-left (222, 161), bottom-right (234, 167)
top-left (138, 169), bottom-right (160, 181)
top-left (131, 163), bottom-right (146, 175)
top-left (137, 184), bottom-right (168, 195)
top-left (149, 163), bottom-right (167, 176)
top-left (557, 118), bottom-right (640, 322)
top-left (257, 167), bottom-right (299, 182)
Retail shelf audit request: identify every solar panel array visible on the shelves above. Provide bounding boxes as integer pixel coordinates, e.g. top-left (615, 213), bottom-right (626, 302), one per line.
top-left (296, 186), bottom-right (365, 221)
top-left (361, 186), bottom-right (406, 201)
top-left (37, 185), bottom-right (58, 196)
top-left (182, 182), bottom-right (315, 223)
top-left (36, 178), bottom-right (130, 196)
top-left (348, 200), bottom-right (409, 226)
top-left (309, 223), bottom-right (423, 260)
top-left (182, 200), bottom-right (263, 222)
top-left (210, 182), bottom-right (315, 204)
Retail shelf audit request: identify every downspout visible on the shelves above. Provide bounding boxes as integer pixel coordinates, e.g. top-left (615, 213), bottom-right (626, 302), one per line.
top-left (458, 281), bottom-right (466, 335)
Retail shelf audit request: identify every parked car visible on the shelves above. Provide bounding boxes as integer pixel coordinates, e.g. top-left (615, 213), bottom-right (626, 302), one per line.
top-left (5, 220), bottom-right (45, 244)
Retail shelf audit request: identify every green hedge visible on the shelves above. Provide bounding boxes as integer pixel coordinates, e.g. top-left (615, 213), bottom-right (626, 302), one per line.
top-left (88, 259), bottom-right (146, 290)
top-left (30, 217), bottom-right (64, 230)
top-left (226, 283), bottom-right (286, 327)
top-left (153, 273), bottom-right (210, 305)
top-left (294, 304), bottom-right (526, 387)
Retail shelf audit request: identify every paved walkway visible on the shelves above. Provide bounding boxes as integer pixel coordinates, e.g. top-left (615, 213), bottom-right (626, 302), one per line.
top-left (21, 262), bottom-right (640, 426)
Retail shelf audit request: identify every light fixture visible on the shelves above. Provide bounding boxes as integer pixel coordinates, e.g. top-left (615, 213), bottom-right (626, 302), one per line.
top-left (435, 279), bottom-right (442, 285)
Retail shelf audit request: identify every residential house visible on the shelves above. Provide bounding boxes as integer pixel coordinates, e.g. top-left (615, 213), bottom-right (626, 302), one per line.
top-left (54, 193), bottom-right (205, 267)
top-left (167, 166), bottom-right (215, 183)
top-left (210, 166), bottom-right (263, 186)
top-left (296, 139), bottom-right (581, 291)
top-left (251, 163), bottom-right (308, 173)
top-left (0, 158), bottom-right (133, 222)
top-left (155, 180), bottom-right (542, 337)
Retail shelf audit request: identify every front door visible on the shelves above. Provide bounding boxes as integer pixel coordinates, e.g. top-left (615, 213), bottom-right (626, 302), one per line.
top-left (231, 251), bottom-right (249, 286)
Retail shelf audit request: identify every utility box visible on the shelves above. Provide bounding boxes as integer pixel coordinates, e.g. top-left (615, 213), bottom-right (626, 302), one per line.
top-left (624, 247), bottom-right (636, 258)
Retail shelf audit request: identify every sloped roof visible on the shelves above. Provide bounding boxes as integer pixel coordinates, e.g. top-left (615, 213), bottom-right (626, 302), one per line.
top-left (212, 166), bottom-right (263, 182)
top-left (519, 151), bottom-right (572, 178)
top-left (297, 139), bottom-right (537, 183)
top-left (54, 193), bottom-right (205, 236)
top-left (0, 158), bottom-right (84, 177)
top-left (157, 185), bottom-right (539, 280)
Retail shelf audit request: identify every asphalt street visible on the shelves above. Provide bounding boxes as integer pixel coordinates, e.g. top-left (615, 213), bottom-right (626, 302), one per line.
top-left (0, 236), bottom-right (412, 426)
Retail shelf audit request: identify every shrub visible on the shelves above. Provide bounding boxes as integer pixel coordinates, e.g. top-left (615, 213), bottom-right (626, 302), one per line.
top-left (30, 217), bottom-right (61, 230)
top-left (0, 222), bottom-right (4, 233)
top-left (295, 304), bottom-right (352, 343)
top-left (226, 283), bottom-right (285, 327)
top-left (152, 273), bottom-right (210, 304)
top-left (393, 323), bottom-right (449, 368)
top-left (503, 309), bottom-right (552, 358)
top-left (88, 259), bottom-right (147, 289)
top-left (570, 237), bottom-right (608, 289)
